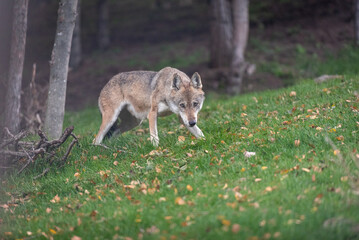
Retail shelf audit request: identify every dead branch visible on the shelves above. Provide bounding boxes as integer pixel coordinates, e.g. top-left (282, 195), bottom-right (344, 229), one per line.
top-left (0, 126), bottom-right (78, 178)
top-left (0, 128), bottom-right (28, 149)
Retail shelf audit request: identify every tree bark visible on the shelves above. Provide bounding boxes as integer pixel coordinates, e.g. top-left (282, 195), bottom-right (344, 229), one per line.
top-left (44, 0), bottom-right (78, 139)
top-left (4, 0), bottom-right (29, 134)
top-left (69, 0), bottom-right (82, 69)
top-left (98, 0), bottom-right (110, 49)
top-left (227, 0), bottom-right (249, 94)
top-left (209, 0), bottom-right (232, 68)
top-left (355, 0), bottom-right (359, 45)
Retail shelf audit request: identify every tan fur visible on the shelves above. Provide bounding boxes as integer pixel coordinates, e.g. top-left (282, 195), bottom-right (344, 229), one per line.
top-left (93, 67), bottom-right (205, 146)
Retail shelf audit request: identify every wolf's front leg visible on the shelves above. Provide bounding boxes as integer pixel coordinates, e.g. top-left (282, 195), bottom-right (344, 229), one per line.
top-left (148, 110), bottom-right (159, 147)
top-left (186, 125), bottom-right (205, 139)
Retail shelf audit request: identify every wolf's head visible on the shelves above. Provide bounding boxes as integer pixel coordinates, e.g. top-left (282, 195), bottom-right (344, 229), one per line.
top-left (168, 72), bottom-right (205, 127)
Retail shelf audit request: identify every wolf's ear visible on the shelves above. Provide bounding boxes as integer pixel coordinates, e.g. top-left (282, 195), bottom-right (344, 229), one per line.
top-left (172, 73), bottom-right (182, 90)
top-left (191, 72), bottom-right (202, 89)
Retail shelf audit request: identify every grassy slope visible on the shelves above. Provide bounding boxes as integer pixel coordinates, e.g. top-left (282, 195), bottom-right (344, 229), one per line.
top-left (1, 64), bottom-right (359, 239)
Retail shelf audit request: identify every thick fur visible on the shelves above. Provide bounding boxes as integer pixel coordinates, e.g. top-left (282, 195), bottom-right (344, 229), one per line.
top-left (93, 67), bottom-right (205, 146)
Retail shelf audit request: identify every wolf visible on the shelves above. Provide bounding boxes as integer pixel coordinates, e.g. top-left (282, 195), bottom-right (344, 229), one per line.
top-left (93, 67), bottom-right (205, 147)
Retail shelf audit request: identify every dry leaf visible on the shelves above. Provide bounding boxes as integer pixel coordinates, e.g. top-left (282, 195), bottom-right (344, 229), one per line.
top-left (244, 151), bottom-right (256, 158)
top-left (232, 223), bottom-right (240, 233)
top-left (175, 197), bottom-right (185, 205)
top-left (222, 219), bottom-right (231, 226)
top-left (50, 194), bottom-right (60, 203)
top-left (186, 185), bottom-right (193, 191)
top-left (178, 136), bottom-right (185, 142)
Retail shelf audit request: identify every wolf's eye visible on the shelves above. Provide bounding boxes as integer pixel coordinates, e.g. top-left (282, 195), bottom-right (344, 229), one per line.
top-left (180, 103), bottom-right (186, 108)
top-left (193, 102), bottom-right (198, 107)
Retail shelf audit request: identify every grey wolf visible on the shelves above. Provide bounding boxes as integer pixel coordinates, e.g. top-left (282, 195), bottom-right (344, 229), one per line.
top-left (93, 67), bottom-right (205, 146)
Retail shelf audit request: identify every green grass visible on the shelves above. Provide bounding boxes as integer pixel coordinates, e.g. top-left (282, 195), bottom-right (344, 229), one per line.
top-left (1, 49), bottom-right (359, 239)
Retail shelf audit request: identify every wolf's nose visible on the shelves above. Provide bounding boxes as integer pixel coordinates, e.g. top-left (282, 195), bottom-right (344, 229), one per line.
top-left (189, 120), bottom-right (196, 127)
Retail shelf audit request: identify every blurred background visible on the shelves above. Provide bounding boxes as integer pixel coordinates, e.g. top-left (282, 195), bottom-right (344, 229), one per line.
top-left (0, 0), bottom-right (357, 129)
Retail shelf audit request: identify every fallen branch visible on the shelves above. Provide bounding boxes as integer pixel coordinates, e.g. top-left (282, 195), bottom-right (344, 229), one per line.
top-left (0, 126), bottom-right (78, 178)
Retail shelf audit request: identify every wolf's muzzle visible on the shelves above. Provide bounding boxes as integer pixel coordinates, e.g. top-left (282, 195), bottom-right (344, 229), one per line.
top-left (189, 120), bottom-right (196, 127)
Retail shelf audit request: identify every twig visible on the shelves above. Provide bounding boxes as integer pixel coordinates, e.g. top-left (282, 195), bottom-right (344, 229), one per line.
top-left (59, 138), bottom-right (78, 166)
top-left (33, 168), bottom-right (50, 180)
top-left (0, 129), bottom-right (28, 149)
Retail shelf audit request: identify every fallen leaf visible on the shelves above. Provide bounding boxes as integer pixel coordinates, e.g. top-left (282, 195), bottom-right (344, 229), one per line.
top-left (46, 208), bottom-right (52, 213)
top-left (71, 236), bottom-right (82, 240)
top-left (336, 136), bottom-right (344, 141)
top-left (175, 197), bottom-right (185, 205)
top-left (178, 136), bottom-right (185, 142)
top-left (50, 194), bottom-right (60, 203)
top-left (289, 91), bottom-right (297, 97)
top-left (113, 161), bottom-right (119, 166)
top-left (146, 226), bottom-right (160, 234)
top-left (232, 223), bottom-right (240, 233)
top-left (222, 219), bottom-right (231, 226)
top-left (302, 168), bottom-right (310, 172)
top-left (244, 151), bottom-right (256, 158)
top-left (186, 185), bottom-right (193, 191)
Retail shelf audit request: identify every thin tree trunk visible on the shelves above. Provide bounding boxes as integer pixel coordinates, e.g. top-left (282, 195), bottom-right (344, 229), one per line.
top-left (44, 0), bottom-right (78, 139)
top-left (227, 0), bottom-right (249, 94)
top-left (209, 0), bottom-right (232, 68)
top-left (69, 0), bottom-right (82, 69)
top-left (98, 0), bottom-right (110, 49)
top-left (4, 0), bottom-right (29, 134)
top-left (355, 0), bottom-right (359, 45)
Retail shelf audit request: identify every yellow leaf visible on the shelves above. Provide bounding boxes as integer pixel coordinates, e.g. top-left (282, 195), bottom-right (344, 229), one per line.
top-left (334, 150), bottom-right (340, 155)
top-left (186, 185), bottom-right (193, 191)
top-left (261, 166), bottom-right (268, 170)
top-left (175, 197), bottom-right (185, 205)
top-left (49, 229), bottom-right (57, 234)
top-left (222, 219), bottom-right (231, 226)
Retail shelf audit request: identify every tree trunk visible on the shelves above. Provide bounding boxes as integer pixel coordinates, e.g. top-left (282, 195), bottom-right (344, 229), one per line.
top-left (227, 0), bottom-right (249, 95)
top-left (69, 0), bottom-right (82, 69)
top-left (355, 0), bottom-right (359, 45)
top-left (44, 0), bottom-right (78, 139)
top-left (98, 0), bottom-right (110, 49)
top-left (4, 0), bottom-right (29, 134)
top-left (209, 0), bottom-right (232, 68)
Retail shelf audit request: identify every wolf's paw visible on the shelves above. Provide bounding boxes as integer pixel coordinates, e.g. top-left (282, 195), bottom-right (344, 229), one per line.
top-left (150, 136), bottom-right (159, 147)
top-left (92, 143), bottom-right (110, 149)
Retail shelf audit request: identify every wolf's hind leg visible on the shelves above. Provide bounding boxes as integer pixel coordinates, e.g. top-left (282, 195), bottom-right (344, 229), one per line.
top-left (116, 107), bottom-right (141, 135)
top-left (94, 107), bottom-right (121, 144)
